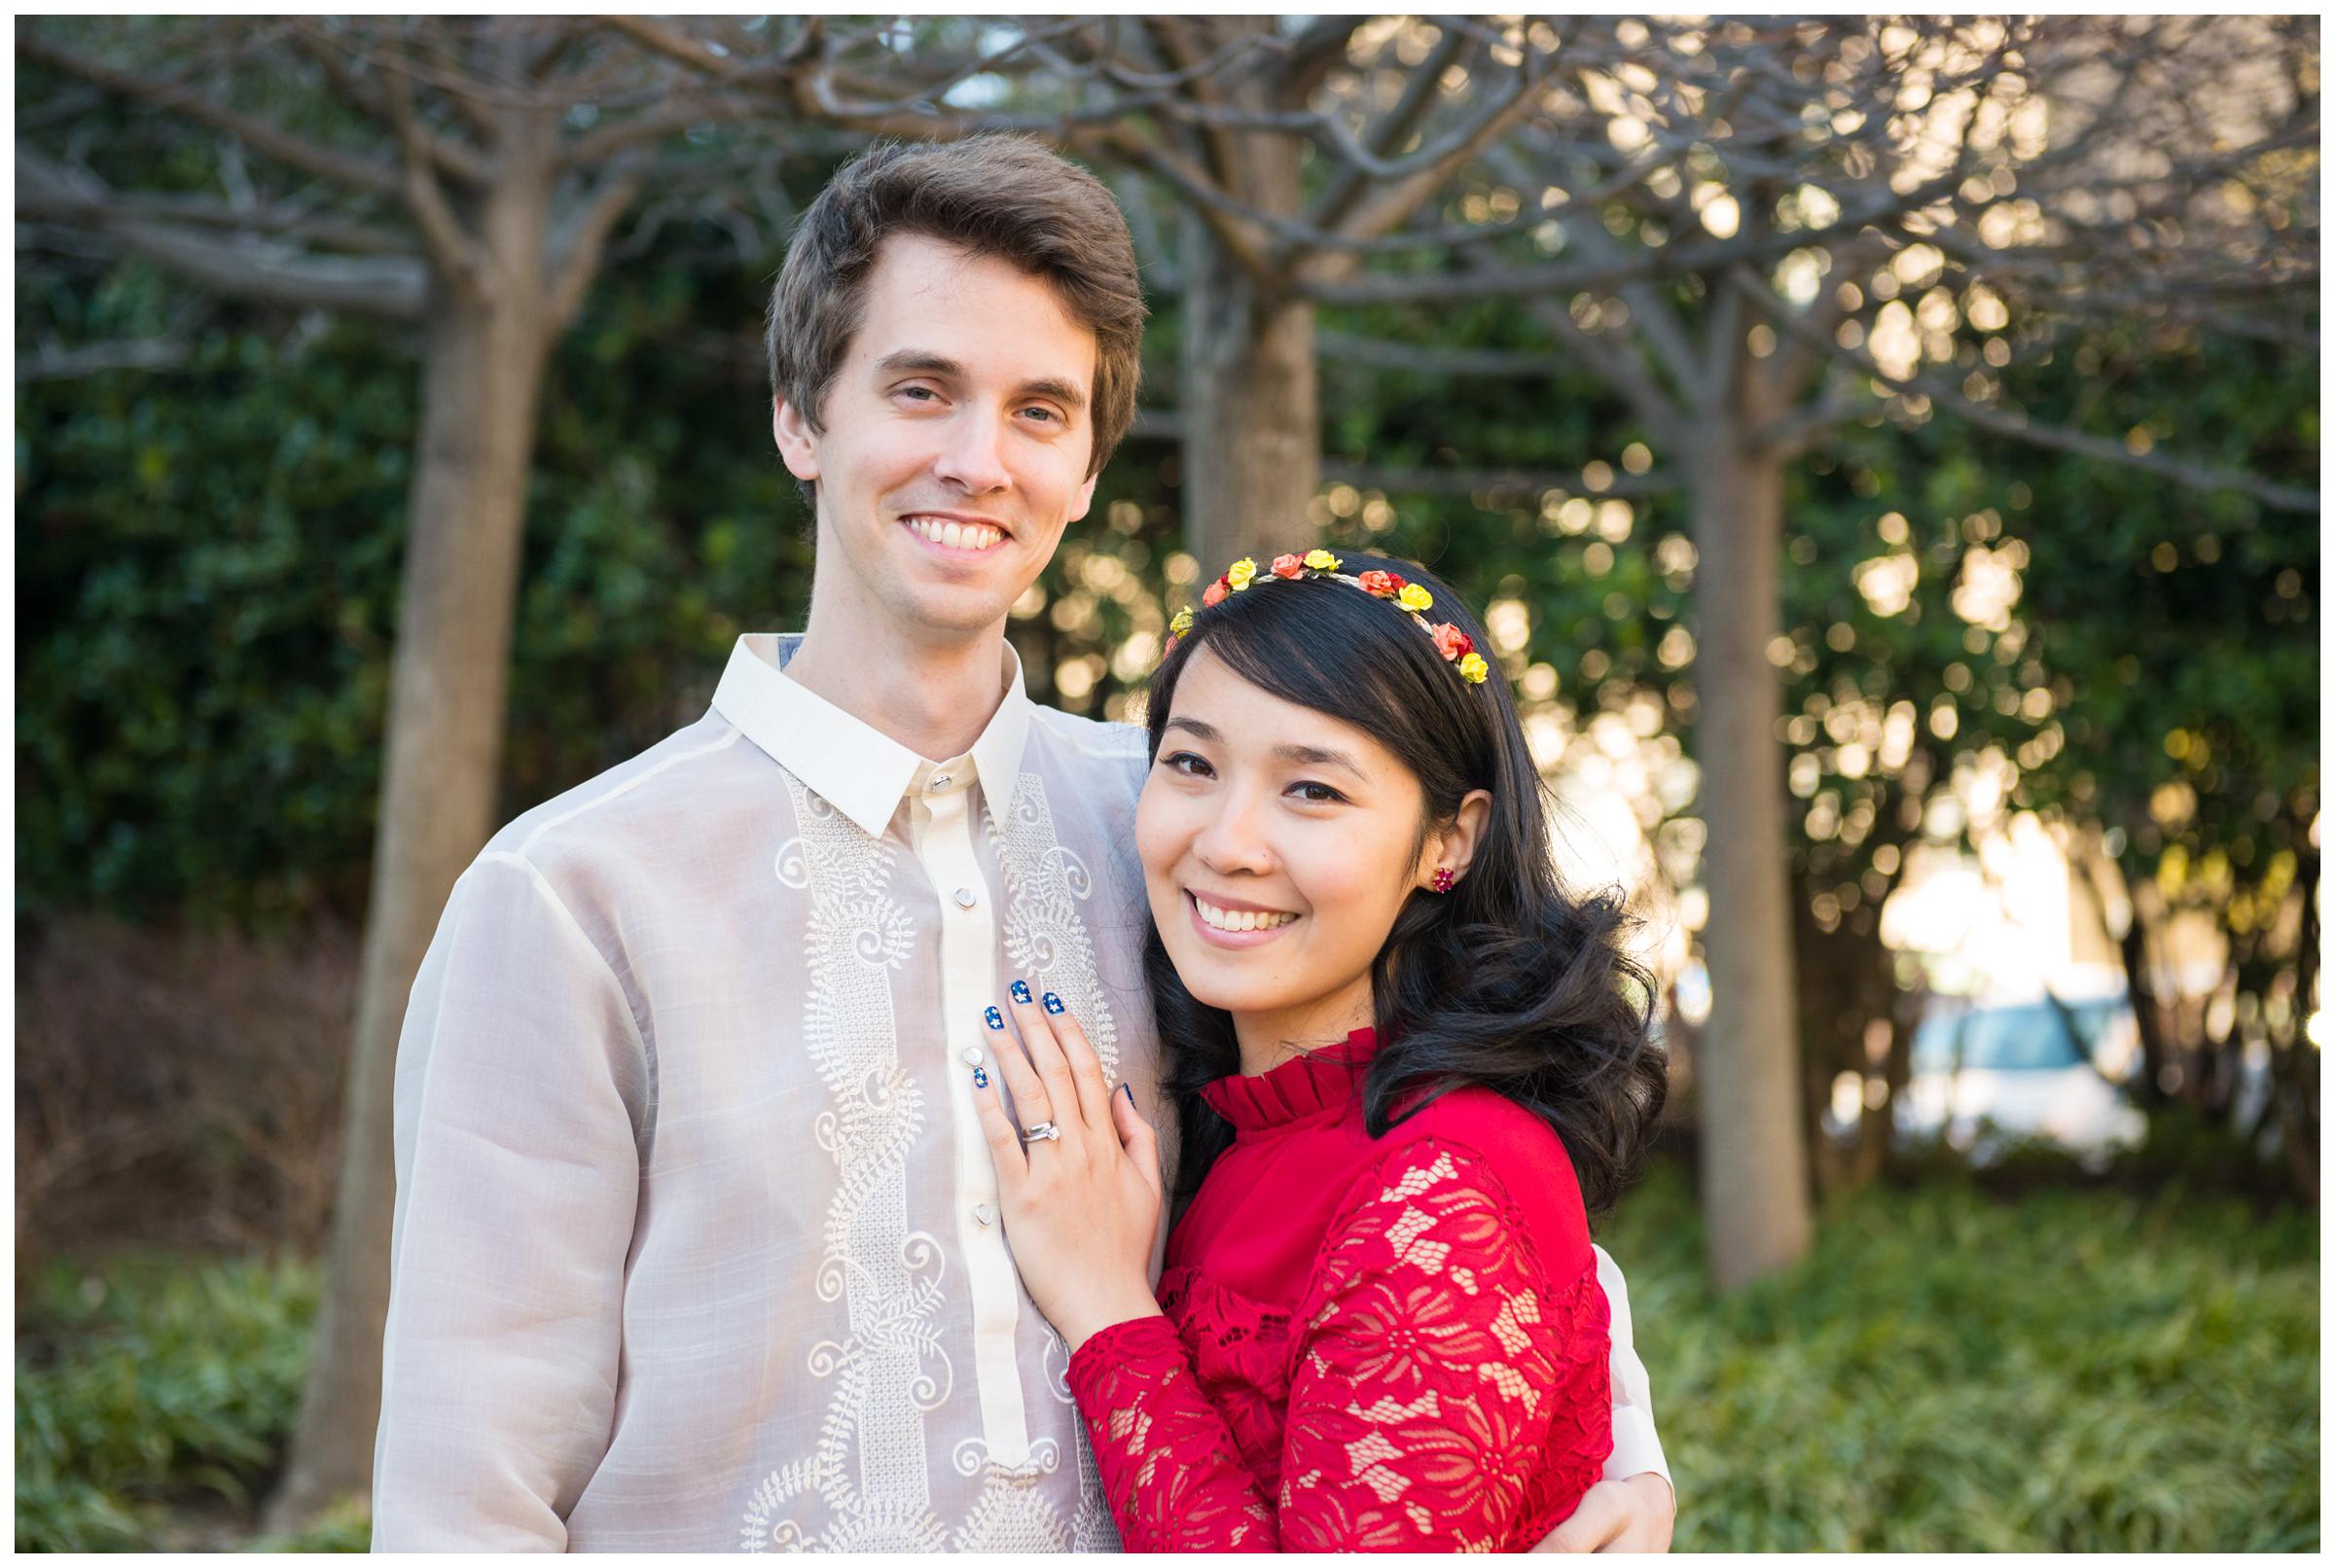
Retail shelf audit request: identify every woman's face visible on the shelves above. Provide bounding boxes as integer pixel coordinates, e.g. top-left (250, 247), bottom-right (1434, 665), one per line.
top-left (1135, 646), bottom-right (1456, 1050)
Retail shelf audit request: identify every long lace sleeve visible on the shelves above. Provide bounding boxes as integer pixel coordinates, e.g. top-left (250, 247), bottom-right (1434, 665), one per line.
top-left (1065, 1137), bottom-right (1613, 1551)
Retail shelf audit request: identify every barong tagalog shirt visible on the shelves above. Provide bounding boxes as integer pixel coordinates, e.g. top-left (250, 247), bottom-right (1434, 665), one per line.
top-left (371, 632), bottom-right (1670, 1552)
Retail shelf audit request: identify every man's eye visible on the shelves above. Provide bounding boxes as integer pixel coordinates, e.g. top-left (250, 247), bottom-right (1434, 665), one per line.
top-left (899, 385), bottom-right (940, 402)
top-left (1022, 406), bottom-right (1060, 424)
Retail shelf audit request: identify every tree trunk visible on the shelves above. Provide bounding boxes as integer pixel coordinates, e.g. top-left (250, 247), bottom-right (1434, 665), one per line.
top-left (1685, 404), bottom-right (1814, 1289)
top-left (268, 153), bottom-right (557, 1530)
top-left (1174, 85), bottom-right (1319, 569)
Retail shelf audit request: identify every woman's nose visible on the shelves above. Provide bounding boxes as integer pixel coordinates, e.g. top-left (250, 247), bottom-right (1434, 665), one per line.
top-left (1192, 790), bottom-right (1275, 876)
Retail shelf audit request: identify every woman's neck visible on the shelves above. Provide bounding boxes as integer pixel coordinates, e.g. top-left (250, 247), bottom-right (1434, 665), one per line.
top-left (1230, 972), bottom-right (1374, 1078)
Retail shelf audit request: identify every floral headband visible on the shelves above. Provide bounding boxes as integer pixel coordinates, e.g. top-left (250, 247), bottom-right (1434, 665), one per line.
top-left (1165, 549), bottom-right (1490, 685)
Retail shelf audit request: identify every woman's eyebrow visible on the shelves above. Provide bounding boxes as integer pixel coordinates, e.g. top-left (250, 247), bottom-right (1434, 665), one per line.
top-left (1274, 742), bottom-right (1367, 776)
top-left (1167, 717), bottom-right (1366, 778)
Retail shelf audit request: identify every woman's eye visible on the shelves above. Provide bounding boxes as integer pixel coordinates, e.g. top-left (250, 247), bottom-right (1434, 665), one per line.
top-left (1162, 751), bottom-right (1213, 778)
top-left (1291, 781), bottom-right (1347, 804)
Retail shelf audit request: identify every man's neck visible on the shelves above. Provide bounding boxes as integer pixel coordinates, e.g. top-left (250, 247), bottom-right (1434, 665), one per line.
top-left (783, 612), bottom-right (1011, 764)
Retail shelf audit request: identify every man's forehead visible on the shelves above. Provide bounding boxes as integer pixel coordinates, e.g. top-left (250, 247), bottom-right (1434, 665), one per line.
top-left (852, 235), bottom-right (1097, 383)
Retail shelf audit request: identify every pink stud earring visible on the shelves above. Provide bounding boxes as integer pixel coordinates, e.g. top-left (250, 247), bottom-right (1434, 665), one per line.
top-left (1431, 868), bottom-right (1455, 894)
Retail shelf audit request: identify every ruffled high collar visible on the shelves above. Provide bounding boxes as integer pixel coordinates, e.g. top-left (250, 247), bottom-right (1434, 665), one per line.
top-left (1200, 1027), bottom-right (1381, 1132)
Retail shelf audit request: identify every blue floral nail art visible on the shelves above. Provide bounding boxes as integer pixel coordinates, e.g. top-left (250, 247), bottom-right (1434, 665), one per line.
top-left (972, 1067), bottom-right (990, 1089)
top-left (1043, 991), bottom-right (1065, 1016)
top-left (984, 1006), bottom-right (1005, 1030)
top-left (1009, 980), bottom-right (1032, 1004)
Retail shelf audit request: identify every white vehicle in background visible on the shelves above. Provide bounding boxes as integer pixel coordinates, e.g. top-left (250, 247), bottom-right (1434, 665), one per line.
top-left (1892, 992), bottom-right (2148, 1170)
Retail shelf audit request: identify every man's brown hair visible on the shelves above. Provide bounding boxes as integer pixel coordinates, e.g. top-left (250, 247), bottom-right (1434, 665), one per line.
top-left (766, 134), bottom-right (1147, 480)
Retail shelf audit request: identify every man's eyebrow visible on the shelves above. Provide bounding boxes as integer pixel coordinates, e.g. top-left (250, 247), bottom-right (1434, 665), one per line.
top-left (875, 349), bottom-right (967, 380)
top-left (873, 349), bottom-right (1087, 413)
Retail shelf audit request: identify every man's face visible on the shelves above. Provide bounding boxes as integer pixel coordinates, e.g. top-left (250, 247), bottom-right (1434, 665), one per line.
top-left (774, 233), bottom-right (1102, 645)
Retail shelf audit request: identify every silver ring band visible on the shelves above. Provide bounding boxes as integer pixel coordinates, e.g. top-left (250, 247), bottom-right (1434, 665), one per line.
top-left (1019, 1121), bottom-right (1061, 1144)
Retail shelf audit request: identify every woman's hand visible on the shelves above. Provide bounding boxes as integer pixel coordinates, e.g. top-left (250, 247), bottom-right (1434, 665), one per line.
top-left (972, 984), bottom-right (1168, 1352)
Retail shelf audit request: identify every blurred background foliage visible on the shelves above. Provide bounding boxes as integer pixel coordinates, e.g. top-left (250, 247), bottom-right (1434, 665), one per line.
top-left (15, 14), bottom-right (2318, 1552)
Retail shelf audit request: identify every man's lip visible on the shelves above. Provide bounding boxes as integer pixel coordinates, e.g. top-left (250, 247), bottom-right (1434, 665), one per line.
top-left (899, 510), bottom-right (1012, 537)
top-left (1186, 887), bottom-right (1300, 916)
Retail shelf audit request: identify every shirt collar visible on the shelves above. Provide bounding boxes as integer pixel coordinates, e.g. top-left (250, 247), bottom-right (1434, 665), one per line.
top-left (709, 632), bottom-right (1033, 839)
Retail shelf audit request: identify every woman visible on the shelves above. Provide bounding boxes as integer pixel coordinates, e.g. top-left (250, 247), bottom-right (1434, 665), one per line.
top-left (969, 550), bottom-right (1667, 1550)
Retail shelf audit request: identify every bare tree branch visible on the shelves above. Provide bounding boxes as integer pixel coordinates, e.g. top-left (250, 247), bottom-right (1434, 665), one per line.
top-left (18, 28), bottom-right (403, 196)
top-left (545, 165), bottom-right (646, 334)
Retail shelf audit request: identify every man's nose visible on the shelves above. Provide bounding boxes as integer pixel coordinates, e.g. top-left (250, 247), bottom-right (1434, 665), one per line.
top-left (931, 410), bottom-right (1012, 494)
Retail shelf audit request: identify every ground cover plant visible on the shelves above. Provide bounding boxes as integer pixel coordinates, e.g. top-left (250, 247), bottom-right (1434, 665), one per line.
top-left (16, 1161), bottom-right (2315, 1551)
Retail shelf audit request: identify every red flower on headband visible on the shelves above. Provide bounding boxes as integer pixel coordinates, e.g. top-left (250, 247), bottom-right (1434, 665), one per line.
top-left (1429, 623), bottom-right (1474, 661)
top-left (1202, 578), bottom-right (1231, 608)
top-left (1271, 552), bottom-right (1306, 580)
top-left (1356, 569), bottom-right (1405, 598)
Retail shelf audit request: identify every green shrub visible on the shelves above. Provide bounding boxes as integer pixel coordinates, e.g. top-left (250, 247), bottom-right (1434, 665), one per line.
top-left (16, 1254), bottom-right (317, 1550)
top-left (1601, 1162), bottom-right (2320, 1550)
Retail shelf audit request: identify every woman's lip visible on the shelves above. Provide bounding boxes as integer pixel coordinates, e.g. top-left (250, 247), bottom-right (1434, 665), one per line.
top-left (1185, 890), bottom-right (1300, 948)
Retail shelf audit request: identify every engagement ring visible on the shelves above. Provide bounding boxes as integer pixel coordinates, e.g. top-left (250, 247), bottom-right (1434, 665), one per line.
top-left (1020, 1121), bottom-right (1061, 1143)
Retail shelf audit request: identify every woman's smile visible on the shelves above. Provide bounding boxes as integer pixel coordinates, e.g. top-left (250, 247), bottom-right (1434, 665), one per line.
top-left (1186, 889), bottom-right (1303, 946)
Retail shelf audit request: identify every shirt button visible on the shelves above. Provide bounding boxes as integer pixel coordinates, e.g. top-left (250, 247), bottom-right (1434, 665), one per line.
top-left (953, 887), bottom-right (978, 909)
top-left (973, 1202), bottom-right (998, 1227)
top-left (962, 1047), bottom-right (985, 1066)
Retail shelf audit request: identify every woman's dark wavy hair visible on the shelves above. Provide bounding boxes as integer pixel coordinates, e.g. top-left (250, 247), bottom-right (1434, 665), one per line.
top-left (1143, 551), bottom-right (1667, 1227)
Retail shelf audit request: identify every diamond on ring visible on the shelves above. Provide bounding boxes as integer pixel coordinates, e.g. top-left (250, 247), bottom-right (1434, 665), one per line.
top-left (1019, 1121), bottom-right (1061, 1143)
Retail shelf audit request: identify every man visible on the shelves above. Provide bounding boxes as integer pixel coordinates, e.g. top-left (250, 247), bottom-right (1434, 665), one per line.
top-left (372, 134), bottom-right (1674, 1551)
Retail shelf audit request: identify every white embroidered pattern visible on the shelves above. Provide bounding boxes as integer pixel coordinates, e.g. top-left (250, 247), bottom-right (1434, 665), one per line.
top-left (743, 780), bottom-right (949, 1551)
top-left (739, 769), bottom-right (1127, 1553)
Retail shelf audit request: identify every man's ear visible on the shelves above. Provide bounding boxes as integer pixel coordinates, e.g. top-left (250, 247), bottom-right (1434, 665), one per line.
top-left (1065, 468), bottom-right (1100, 524)
top-left (1423, 788), bottom-right (1494, 890)
top-left (772, 397), bottom-right (820, 482)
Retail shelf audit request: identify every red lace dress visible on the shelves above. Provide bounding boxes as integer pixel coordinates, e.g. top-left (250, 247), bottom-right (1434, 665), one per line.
top-left (1065, 1028), bottom-right (1613, 1551)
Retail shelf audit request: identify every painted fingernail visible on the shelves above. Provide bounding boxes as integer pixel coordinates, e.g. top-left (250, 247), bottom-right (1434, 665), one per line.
top-left (1010, 980), bottom-right (1032, 1004)
top-left (984, 1007), bottom-right (1005, 1030)
top-left (972, 1066), bottom-right (990, 1089)
top-left (1121, 1083), bottom-right (1135, 1108)
top-left (1043, 991), bottom-right (1064, 1015)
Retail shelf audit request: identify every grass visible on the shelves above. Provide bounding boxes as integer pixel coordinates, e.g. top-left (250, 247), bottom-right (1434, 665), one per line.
top-left (14, 1168), bottom-right (2318, 1551)
top-left (1600, 1162), bottom-right (2320, 1551)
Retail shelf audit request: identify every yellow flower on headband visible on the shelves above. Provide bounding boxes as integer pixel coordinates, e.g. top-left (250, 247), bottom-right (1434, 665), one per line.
top-left (1397, 583), bottom-right (1433, 613)
top-left (1227, 557), bottom-right (1258, 589)
top-left (1303, 548), bottom-right (1341, 571)
top-left (1456, 652), bottom-right (1490, 684)
top-left (1168, 607), bottom-right (1194, 637)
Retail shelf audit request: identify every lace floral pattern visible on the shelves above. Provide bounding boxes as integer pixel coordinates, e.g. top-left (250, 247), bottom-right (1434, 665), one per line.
top-left (1067, 1137), bottom-right (1612, 1551)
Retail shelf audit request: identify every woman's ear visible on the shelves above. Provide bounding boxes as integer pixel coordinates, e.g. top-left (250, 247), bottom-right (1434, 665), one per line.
top-left (1422, 788), bottom-right (1493, 891)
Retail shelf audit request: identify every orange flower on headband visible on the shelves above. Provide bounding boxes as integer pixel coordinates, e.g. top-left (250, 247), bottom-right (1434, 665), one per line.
top-left (1429, 623), bottom-right (1474, 661)
top-left (1271, 552), bottom-right (1306, 580)
top-left (1356, 569), bottom-right (1404, 598)
top-left (1202, 578), bottom-right (1231, 608)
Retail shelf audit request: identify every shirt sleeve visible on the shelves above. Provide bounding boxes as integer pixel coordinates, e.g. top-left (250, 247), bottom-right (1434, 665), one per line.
top-left (1594, 1242), bottom-right (1673, 1496)
top-left (1066, 1137), bottom-right (1612, 1552)
top-left (370, 850), bottom-right (652, 1550)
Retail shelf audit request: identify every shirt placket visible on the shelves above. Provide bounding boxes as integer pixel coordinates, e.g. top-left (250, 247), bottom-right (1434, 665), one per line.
top-left (909, 763), bottom-right (1032, 1468)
